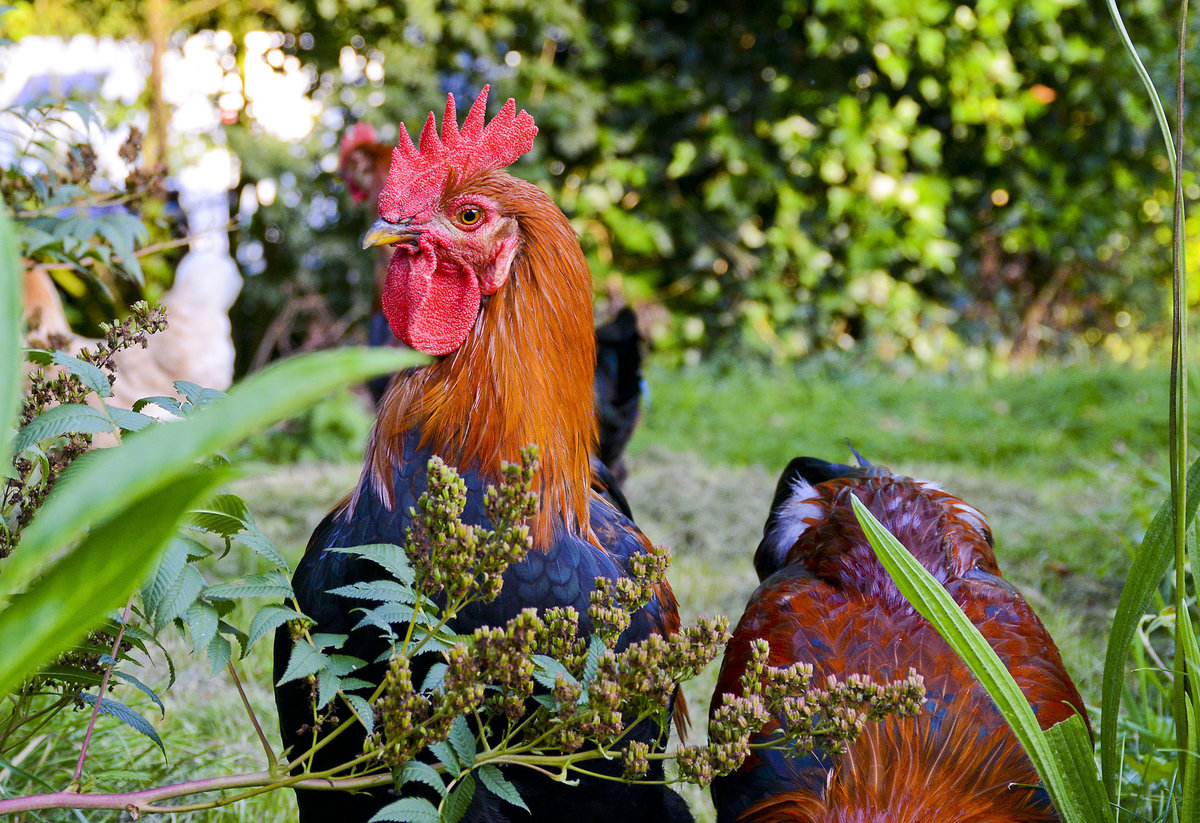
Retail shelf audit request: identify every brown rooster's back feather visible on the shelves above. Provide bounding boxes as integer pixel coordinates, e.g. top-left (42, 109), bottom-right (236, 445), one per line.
top-left (711, 459), bottom-right (1087, 823)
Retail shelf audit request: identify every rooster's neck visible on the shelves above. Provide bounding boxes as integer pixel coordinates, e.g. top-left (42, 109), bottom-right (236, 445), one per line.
top-left (367, 175), bottom-right (597, 544)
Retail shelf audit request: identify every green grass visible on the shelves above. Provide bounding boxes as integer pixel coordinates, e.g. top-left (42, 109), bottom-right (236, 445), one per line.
top-left (18, 360), bottom-right (1171, 821)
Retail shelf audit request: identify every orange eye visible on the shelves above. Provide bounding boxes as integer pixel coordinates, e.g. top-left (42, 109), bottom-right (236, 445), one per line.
top-left (457, 206), bottom-right (483, 227)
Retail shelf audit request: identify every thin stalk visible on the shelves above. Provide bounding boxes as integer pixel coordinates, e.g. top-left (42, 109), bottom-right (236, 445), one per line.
top-left (70, 594), bottom-right (134, 786)
top-left (227, 662), bottom-right (276, 770)
top-left (1170, 0), bottom-right (1191, 791)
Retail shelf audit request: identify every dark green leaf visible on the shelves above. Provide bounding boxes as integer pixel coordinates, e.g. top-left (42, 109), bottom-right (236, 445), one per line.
top-left (442, 774), bottom-right (475, 823)
top-left (204, 575), bottom-right (292, 601)
top-left (108, 406), bottom-right (155, 433)
top-left (207, 632), bottom-right (233, 677)
top-left (132, 396), bottom-right (184, 416)
top-left (79, 692), bottom-right (164, 754)
top-left (186, 600), bottom-right (219, 653)
top-left (428, 741), bottom-right (460, 775)
top-left (477, 765), bottom-right (528, 812)
top-left (328, 580), bottom-right (416, 603)
top-left (277, 641), bottom-right (331, 685)
top-left (420, 662), bottom-right (448, 692)
top-left (235, 529), bottom-right (289, 569)
top-left (345, 694), bottom-right (375, 735)
top-left (369, 797), bottom-right (440, 823)
top-left (447, 716), bottom-right (476, 769)
top-left (246, 605), bottom-right (304, 652)
top-left (332, 544), bottom-right (415, 584)
top-left (111, 670), bottom-right (165, 717)
top-left (532, 655), bottom-right (579, 691)
top-left (397, 760), bottom-right (446, 796)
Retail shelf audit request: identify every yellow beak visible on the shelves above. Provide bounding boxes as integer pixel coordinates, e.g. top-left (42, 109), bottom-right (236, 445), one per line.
top-left (362, 218), bottom-right (421, 250)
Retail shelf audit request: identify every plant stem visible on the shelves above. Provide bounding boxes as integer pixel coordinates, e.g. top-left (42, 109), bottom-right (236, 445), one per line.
top-left (71, 594), bottom-right (134, 786)
top-left (227, 662), bottom-right (277, 770)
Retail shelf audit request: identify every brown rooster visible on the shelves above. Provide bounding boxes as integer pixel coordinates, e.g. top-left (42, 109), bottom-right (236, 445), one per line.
top-left (710, 456), bottom-right (1088, 822)
top-left (274, 87), bottom-right (689, 823)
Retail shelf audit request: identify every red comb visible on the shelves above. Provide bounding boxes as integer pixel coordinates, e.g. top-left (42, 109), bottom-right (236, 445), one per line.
top-left (378, 86), bottom-right (537, 221)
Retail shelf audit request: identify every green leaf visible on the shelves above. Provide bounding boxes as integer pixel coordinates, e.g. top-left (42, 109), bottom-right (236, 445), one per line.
top-left (0, 468), bottom-right (227, 699)
top-left (532, 655), bottom-right (579, 692)
top-left (4, 347), bottom-right (424, 606)
top-left (186, 600), bottom-right (219, 653)
top-left (328, 580), bottom-right (416, 603)
top-left (331, 544), bottom-right (415, 585)
top-left (79, 691), bottom-right (164, 754)
top-left (277, 641), bottom-right (330, 685)
top-left (851, 496), bottom-right (1114, 823)
top-left (207, 632), bottom-right (233, 677)
top-left (111, 670), bottom-right (165, 717)
top-left (1100, 456), bottom-right (1200, 796)
top-left (441, 774), bottom-right (475, 823)
top-left (369, 797), bottom-right (440, 823)
top-left (477, 765), bottom-right (528, 812)
top-left (246, 605), bottom-right (304, 652)
top-left (140, 537), bottom-right (189, 619)
top-left (345, 693), bottom-right (375, 736)
top-left (107, 406), bottom-right (155, 433)
top-left (235, 529), bottom-right (290, 570)
top-left (428, 741), bottom-right (460, 775)
top-left (448, 716), bottom-right (476, 769)
top-left (24, 349), bottom-right (111, 398)
top-left (398, 760), bottom-right (446, 796)
top-left (14, 403), bottom-right (115, 451)
top-left (204, 575), bottom-right (293, 601)
top-left (132, 395), bottom-right (183, 416)
top-left (317, 672), bottom-right (341, 709)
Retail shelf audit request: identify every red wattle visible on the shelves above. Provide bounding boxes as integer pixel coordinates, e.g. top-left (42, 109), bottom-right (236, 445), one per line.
top-left (381, 252), bottom-right (481, 355)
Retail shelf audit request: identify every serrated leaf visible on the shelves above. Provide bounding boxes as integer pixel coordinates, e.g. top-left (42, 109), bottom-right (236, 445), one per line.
top-left (204, 576), bottom-right (292, 601)
top-left (235, 529), bottom-right (289, 570)
top-left (344, 694), bottom-right (375, 736)
top-left (582, 635), bottom-right (605, 685)
top-left (331, 544), bottom-right (415, 585)
top-left (160, 564), bottom-right (206, 629)
top-left (277, 641), bottom-right (330, 685)
top-left (317, 672), bottom-right (341, 709)
top-left (309, 632), bottom-right (348, 650)
top-left (442, 774), bottom-right (475, 823)
top-left (24, 349), bottom-right (111, 397)
top-left (532, 655), bottom-right (579, 692)
top-left (207, 632), bottom-right (232, 677)
top-left (428, 741), bottom-right (460, 775)
top-left (397, 760), bottom-right (446, 796)
top-left (477, 765), bottom-right (528, 812)
top-left (329, 580), bottom-right (416, 604)
top-left (132, 395), bottom-right (184, 417)
top-left (448, 716), bottom-right (476, 769)
top-left (355, 603), bottom-right (418, 633)
top-left (79, 693), bottom-right (164, 754)
top-left (140, 537), bottom-right (189, 621)
top-left (112, 670), bottom-right (164, 717)
top-left (369, 797), bottom-right (440, 823)
top-left (420, 662), bottom-right (448, 693)
top-left (107, 406), bottom-right (155, 433)
top-left (186, 600), bottom-right (219, 653)
top-left (14, 403), bottom-right (114, 451)
top-left (247, 605), bottom-right (304, 652)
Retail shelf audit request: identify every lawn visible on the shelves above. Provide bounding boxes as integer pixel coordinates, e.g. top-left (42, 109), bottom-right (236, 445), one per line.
top-left (36, 359), bottom-right (1171, 821)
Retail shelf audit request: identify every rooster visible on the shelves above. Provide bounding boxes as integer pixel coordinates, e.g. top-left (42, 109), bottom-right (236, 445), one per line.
top-left (339, 123), bottom-right (646, 485)
top-left (275, 87), bottom-right (690, 823)
top-left (710, 456), bottom-right (1087, 822)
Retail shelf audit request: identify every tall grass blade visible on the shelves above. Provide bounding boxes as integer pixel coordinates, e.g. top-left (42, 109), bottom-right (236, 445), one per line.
top-left (1102, 0), bottom-right (1177, 176)
top-left (1100, 457), bottom-right (1200, 796)
top-left (852, 495), bottom-right (1114, 823)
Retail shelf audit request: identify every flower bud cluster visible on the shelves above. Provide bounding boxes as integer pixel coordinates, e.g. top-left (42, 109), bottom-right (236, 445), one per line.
top-left (405, 450), bottom-right (539, 604)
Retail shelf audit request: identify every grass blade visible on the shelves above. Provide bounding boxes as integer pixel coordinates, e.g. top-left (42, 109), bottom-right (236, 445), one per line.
top-left (852, 495), bottom-right (1114, 823)
top-left (1100, 457), bottom-right (1200, 796)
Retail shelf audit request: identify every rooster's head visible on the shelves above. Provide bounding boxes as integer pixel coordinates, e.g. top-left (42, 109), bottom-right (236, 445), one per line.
top-left (362, 86), bottom-right (538, 355)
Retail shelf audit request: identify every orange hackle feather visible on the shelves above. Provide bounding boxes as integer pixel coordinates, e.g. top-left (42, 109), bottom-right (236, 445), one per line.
top-left (364, 171), bottom-right (597, 546)
top-left (713, 471), bottom-right (1087, 822)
